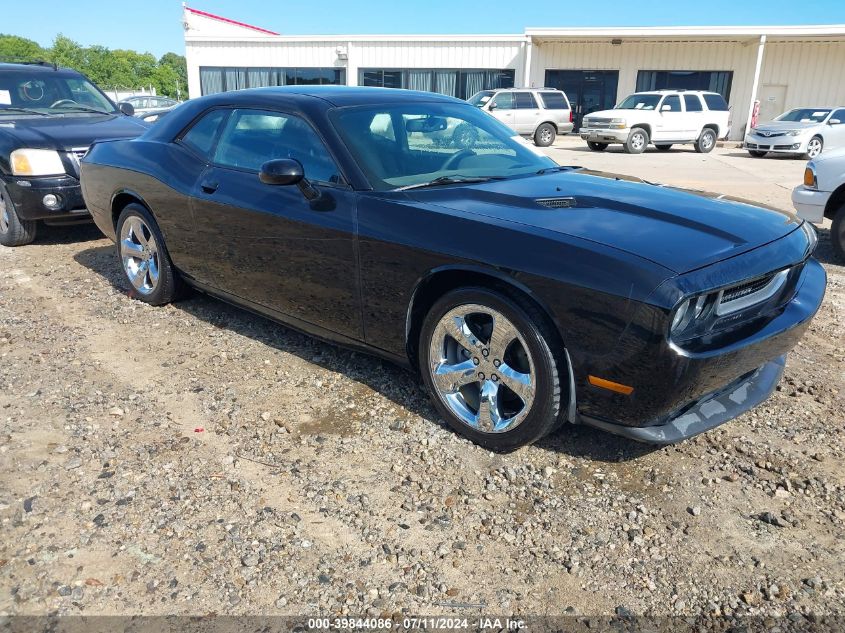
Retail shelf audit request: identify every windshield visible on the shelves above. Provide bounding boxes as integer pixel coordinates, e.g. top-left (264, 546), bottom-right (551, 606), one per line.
top-left (775, 108), bottom-right (831, 123)
top-left (616, 94), bottom-right (662, 110)
top-left (467, 91), bottom-right (494, 107)
top-left (330, 102), bottom-right (555, 191)
top-left (0, 70), bottom-right (116, 115)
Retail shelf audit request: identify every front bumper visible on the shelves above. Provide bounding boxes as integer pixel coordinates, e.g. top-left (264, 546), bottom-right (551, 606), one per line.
top-left (580, 128), bottom-right (629, 143)
top-left (3, 175), bottom-right (89, 221)
top-left (574, 255), bottom-right (826, 443)
top-left (791, 185), bottom-right (829, 224)
top-left (744, 134), bottom-right (808, 154)
top-left (581, 355), bottom-right (785, 444)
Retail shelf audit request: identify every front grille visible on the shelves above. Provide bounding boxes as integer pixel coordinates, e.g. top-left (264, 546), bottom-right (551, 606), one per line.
top-left (716, 269), bottom-right (789, 316)
top-left (65, 147), bottom-right (89, 177)
top-left (535, 197), bottom-right (575, 209)
top-left (582, 118), bottom-right (611, 129)
top-left (756, 131), bottom-right (785, 138)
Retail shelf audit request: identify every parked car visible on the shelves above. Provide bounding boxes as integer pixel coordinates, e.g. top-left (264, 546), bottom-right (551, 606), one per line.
top-left (792, 147), bottom-right (845, 260)
top-left (468, 88), bottom-right (573, 147)
top-left (118, 95), bottom-right (181, 118)
top-left (0, 62), bottom-right (148, 246)
top-left (137, 107), bottom-right (177, 124)
top-left (580, 90), bottom-right (731, 154)
top-left (80, 86), bottom-right (825, 451)
top-left (745, 107), bottom-right (845, 159)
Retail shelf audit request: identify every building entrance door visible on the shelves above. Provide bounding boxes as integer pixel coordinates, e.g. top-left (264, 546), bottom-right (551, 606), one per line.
top-left (544, 70), bottom-right (620, 131)
top-left (758, 84), bottom-right (788, 124)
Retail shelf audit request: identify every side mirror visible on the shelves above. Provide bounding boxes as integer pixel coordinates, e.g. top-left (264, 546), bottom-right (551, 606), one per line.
top-left (119, 102), bottom-right (135, 116)
top-left (488, 102), bottom-right (497, 111)
top-left (660, 104), bottom-right (673, 112)
top-left (829, 118), bottom-right (842, 125)
top-left (259, 158), bottom-right (320, 201)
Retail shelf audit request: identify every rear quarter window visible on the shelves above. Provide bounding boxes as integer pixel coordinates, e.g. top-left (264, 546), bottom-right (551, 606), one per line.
top-left (180, 109), bottom-right (228, 159)
top-left (703, 94), bottom-right (729, 111)
top-left (539, 92), bottom-right (569, 110)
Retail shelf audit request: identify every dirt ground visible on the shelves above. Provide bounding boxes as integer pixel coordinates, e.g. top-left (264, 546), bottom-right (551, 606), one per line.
top-left (1, 142), bottom-right (843, 620)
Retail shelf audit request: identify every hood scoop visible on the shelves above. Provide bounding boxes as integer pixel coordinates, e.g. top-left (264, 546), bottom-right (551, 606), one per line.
top-left (535, 197), bottom-right (576, 209)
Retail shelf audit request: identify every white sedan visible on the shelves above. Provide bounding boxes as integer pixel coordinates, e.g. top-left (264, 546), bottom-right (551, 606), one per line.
top-left (792, 147), bottom-right (845, 261)
top-left (746, 107), bottom-right (845, 159)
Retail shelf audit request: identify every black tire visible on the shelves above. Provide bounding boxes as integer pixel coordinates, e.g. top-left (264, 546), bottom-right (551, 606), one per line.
top-left (655, 144), bottom-right (672, 151)
top-left (748, 150), bottom-right (768, 158)
top-left (624, 127), bottom-right (648, 154)
top-left (804, 135), bottom-right (823, 160)
top-left (832, 204), bottom-right (845, 263)
top-left (419, 286), bottom-right (564, 452)
top-left (587, 141), bottom-right (609, 152)
top-left (694, 128), bottom-right (717, 154)
top-left (0, 182), bottom-right (37, 247)
top-left (115, 203), bottom-right (183, 305)
top-left (534, 123), bottom-right (556, 147)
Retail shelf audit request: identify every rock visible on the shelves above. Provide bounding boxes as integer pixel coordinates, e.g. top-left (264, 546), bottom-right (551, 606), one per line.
top-left (242, 554), bottom-right (260, 567)
top-left (689, 506), bottom-right (701, 517)
top-left (65, 457), bottom-right (82, 470)
top-left (108, 407), bottom-right (124, 417)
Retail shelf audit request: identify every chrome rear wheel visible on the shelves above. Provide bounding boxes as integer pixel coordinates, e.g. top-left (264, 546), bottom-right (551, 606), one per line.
top-left (120, 215), bottom-right (160, 295)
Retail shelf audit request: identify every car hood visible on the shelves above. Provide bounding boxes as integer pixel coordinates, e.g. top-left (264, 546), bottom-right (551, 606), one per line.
top-left (583, 109), bottom-right (650, 120)
top-left (751, 120), bottom-right (821, 133)
top-left (409, 169), bottom-right (803, 274)
top-left (0, 114), bottom-right (148, 150)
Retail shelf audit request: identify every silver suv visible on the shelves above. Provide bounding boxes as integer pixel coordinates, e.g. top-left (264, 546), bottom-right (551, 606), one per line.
top-left (469, 88), bottom-right (573, 146)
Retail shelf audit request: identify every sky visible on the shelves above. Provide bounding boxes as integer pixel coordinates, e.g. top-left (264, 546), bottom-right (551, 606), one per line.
top-left (4, 0), bottom-right (845, 59)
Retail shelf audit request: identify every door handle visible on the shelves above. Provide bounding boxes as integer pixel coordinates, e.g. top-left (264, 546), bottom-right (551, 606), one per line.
top-left (200, 180), bottom-right (218, 194)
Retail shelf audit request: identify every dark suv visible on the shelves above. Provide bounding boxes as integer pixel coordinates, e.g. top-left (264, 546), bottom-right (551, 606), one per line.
top-left (0, 62), bottom-right (148, 246)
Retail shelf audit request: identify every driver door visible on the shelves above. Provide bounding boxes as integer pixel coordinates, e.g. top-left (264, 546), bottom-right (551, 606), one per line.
top-left (187, 108), bottom-right (362, 339)
top-left (652, 94), bottom-right (685, 141)
top-left (827, 109), bottom-right (845, 149)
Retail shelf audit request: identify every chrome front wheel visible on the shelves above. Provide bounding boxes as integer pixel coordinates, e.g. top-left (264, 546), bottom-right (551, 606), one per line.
top-left (120, 215), bottom-right (160, 295)
top-left (806, 137), bottom-right (823, 159)
top-left (428, 304), bottom-right (536, 434)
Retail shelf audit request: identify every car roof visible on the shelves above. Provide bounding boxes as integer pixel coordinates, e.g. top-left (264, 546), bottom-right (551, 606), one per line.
top-left (492, 87), bottom-right (563, 92)
top-left (633, 89), bottom-right (719, 95)
top-left (201, 85), bottom-right (465, 107)
top-left (0, 62), bottom-right (80, 76)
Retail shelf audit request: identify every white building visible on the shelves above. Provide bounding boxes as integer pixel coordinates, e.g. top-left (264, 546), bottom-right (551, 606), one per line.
top-left (183, 6), bottom-right (845, 140)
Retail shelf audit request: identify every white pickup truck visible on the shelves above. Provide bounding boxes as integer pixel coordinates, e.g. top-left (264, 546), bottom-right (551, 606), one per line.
top-left (580, 90), bottom-right (731, 154)
top-left (792, 147), bottom-right (845, 261)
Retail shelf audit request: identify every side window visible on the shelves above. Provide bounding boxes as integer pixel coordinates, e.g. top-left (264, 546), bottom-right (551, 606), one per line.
top-left (539, 92), bottom-right (569, 110)
top-left (514, 92), bottom-right (538, 109)
top-left (662, 95), bottom-right (681, 112)
top-left (683, 94), bottom-right (703, 112)
top-left (703, 94), bottom-right (729, 111)
top-left (213, 109), bottom-right (340, 184)
top-left (181, 109), bottom-right (228, 159)
top-left (830, 109), bottom-right (845, 124)
top-left (491, 92), bottom-right (514, 110)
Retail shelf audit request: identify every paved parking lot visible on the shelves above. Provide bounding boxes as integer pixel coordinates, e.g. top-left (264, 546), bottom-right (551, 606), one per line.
top-left (0, 135), bottom-right (843, 619)
top-left (544, 135), bottom-right (809, 213)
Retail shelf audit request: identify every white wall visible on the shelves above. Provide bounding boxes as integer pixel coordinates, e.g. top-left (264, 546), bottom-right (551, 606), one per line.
top-left (184, 38), bottom-right (525, 99)
top-left (531, 38), bottom-right (760, 139)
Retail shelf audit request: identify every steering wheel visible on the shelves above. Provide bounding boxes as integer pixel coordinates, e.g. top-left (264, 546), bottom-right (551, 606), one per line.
top-left (442, 149), bottom-right (476, 171)
top-left (50, 99), bottom-right (79, 108)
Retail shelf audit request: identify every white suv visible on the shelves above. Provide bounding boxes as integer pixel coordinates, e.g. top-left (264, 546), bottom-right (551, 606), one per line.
top-left (469, 88), bottom-right (573, 147)
top-left (580, 90), bottom-right (731, 154)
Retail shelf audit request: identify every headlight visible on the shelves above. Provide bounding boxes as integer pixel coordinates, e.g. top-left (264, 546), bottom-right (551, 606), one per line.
top-left (610, 118), bottom-right (627, 129)
top-left (10, 149), bottom-right (65, 176)
top-left (803, 165), bottom-right (817, 188)
top-left (802, 221), bottom-right (818, 252)
top-left (787, 130), bottom-right (804, 136)
top-left (669, 293), bottom-right (718, 340)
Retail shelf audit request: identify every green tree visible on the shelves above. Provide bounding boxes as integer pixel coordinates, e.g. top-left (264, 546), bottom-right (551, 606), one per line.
top-left (0, 34), bottom-right (46, 62)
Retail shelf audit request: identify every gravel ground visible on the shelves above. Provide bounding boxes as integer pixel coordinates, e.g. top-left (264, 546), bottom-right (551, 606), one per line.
top-left (0, 149), bottom-right (843, 619)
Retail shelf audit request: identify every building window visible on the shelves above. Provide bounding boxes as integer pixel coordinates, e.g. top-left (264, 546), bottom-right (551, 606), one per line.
top-left (358, 68), bottom-right (515, 100)
top-left (635, 70), bottom-right (733, 100)
top-left (199, 67), bottom-right (346, 95)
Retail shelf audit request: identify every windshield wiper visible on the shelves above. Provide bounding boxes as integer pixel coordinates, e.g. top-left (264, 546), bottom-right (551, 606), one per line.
top-left (0, 107), bottom-right (52, 117)
top-left (536, 165), bottom-right (579, 175)
top-left (395, 175), bottom-right (507, 191)
top-left (53, 105), bottom-right (113, 115)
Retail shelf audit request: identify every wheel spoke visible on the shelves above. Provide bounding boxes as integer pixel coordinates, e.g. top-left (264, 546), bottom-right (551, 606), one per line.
top-left (498, 362), bottom-right (533, 406)
top-left (130, 261), bottom-right (149, 289)
top-left (444, 315), bottom-right (483, 354)
top-left (432, 359), bottom-right (477, 394)
top-left (147, 256), bottom-right (160, 286)
top-left (475, 379), bottom-right (501, 432)
top-left (121, 238), bottom-right (144, 259)
top-left (131, 218), bottom-right (148, 247)
top-left (488, 314), bottom-right (517, 360)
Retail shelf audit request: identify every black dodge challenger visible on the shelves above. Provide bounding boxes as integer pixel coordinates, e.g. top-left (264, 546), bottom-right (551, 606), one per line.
top-left (80, 86), bottom-right (826, 451)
